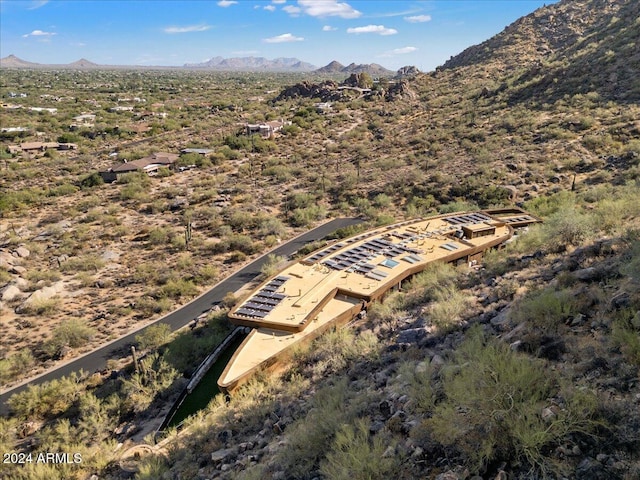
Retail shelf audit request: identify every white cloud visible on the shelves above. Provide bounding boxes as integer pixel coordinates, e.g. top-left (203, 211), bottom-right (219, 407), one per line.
top-left (22, 29), bottom-right (56, 37)
top-left (217, 0), bottom-right (237, 7)
top-left (322, 25), bottom-right (337, 31)
top-left (28, 1), bottom-right (49, 10)
top-left (347, 25), bottom-right (397, 36)
top-left (380, 46), bottom-right (417, 57)
top-left (283, 5), bottom-right (301, 15)
top-left (264, 5), bottom-right (276, 11)
top-left (272, 0), bottom-right (286, 3)
top-left (263, 33), bottom-right (304, 43)
top-left (298, 0), bottom-right (361, 19)
top-left (404, 14), bottom-right (431, 23)
top-left (164, 25), bottom-right (212, 34)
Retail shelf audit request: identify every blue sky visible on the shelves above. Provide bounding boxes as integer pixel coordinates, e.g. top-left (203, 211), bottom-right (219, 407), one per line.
top-left (1, 0), bottom-right (557, 70)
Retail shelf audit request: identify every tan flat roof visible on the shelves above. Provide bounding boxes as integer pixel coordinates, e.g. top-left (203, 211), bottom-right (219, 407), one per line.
top-left (228, 210), bottom-right (519, 332)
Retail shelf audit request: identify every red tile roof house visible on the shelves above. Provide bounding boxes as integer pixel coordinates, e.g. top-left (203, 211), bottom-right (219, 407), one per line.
top-left (99, 152), bottom-right (179, 182)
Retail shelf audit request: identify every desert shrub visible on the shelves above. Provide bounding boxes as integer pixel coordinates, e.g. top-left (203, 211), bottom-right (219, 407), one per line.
top-left (120, 182), bottom-right (149, 202)
top-left (7, 371), bottom-right (86, 419)
top-left (221, 291), bottom-right (237, 308)
top-left (275, 378), bottom-right (354, 477)
top-left (135, 456), bottom-right (169, 480)
top-left (135, 296), bottom-right (172, 317)
top-left (404, 261), bottom-right (459, 307)
top-left (42, 319), bottom-right (96, 358)
top-left (26, 268), bottom-right (62, 284)
top-left (438, 200), bottom-right (478, 214)
top-left (79, 171), bottom-right (104, 189)
top-left (510, 287), bottom-right (578, 333)
top-left (308, 328), bottom-right (379, 377)
top-left (147, 226), bottom-right (172, 245)
top-left (0, 350), bottom-right (35, 385)
top-left (0, 267), bottom-right (10, 284)
top-left (259, 217), bottom-right (286, 237)
top-left (612, 309), bottom-right (640, 367)
top-left (427, 284), bottom-right (472, 331)
top-left (136, 323), bottom-right (172, 351)
top-left (426, 327), bottom-right (599, 475)
top-left (215, 234), bottom-right (256, 254)
top-left (319, 419), bottom-right (401, 480)
top-left (196, 264), bottom-right (218, 284)
top-left (21, 297), bottom-right (60, 315)
top-left (396, 361), bottom-right (436, 414)
top-left (290, 205), bottom-right (326, 227)
top-left (367, 292), bottom-right (404, 323)
top-left (524, 190), bottom-right (575, 217)
top-left (157, 278), bottom-right (198, 299)
top-left (59, 254), bottom-right (105, 273)
top-left (543, 207), bottom-right (595, 248)
top-left (260, 254), bottom-right (286, 278)
top-left (121, 353), bottom-right (178, 413)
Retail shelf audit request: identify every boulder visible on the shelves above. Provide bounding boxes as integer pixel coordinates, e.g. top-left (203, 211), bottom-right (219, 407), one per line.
top-left (0, 252), bottom-right (15, 268)
top-left (1, 285), bottom-right (23, 302)
top-left (14, 246), bottom-right (30, 258)
top-left (211, 448), bottom-right (236, 463)
top-left (9, 265), bottom-right (26, 275)
top-left (16, 281), bottom-right (65, 313)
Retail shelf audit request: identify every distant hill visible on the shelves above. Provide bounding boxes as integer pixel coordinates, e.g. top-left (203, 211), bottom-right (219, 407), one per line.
top-left (68, 58), bottom-right (101, 69)
top-left (0, 55), bottom-right (42, 68)
top-left (183, 56), bottom-right (316, 72)
top-left (315, 60), bottom-right (394, 77)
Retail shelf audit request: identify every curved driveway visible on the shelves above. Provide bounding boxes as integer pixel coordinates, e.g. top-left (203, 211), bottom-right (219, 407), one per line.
top-left (0, 217), bottom-right (362, 415)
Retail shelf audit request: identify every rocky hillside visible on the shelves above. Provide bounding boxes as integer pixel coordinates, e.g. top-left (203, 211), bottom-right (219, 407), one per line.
top-left (442, 0), bottom-right (639, 102)
top-left (315, 60), bottom-right (394, 77)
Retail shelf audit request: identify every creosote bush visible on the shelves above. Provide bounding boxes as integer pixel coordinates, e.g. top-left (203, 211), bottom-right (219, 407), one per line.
top-left (510, 287), bottom-right (578, 333)
top-left (41, 319), bottom-right (96, 358)
top-left (319, 418), bottom-right (401, 480)
top-left (423, 326), bottom-right (600, 475)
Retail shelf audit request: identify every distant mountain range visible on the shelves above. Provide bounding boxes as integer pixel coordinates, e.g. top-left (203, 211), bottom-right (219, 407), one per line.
top-left (0, 54), bottom-right (395, 76)
top-left (183, 56), bottom-right (316, 71)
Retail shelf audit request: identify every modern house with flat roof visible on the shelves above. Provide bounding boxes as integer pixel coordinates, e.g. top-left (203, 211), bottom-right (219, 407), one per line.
top-left (218, 208), bottom-right (541, 393)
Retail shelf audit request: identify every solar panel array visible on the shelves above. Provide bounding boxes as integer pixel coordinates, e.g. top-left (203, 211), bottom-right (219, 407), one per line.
top-left (445, 212), bottom-right (493, 225)
top-left (317, 237), bottom-right (421, 278)
top-left (503, 215), bottom-right (536, 224)
top-left (235, 276), bottom-right (289, 319)
top-left (307, 242), bottom-right (345, 263)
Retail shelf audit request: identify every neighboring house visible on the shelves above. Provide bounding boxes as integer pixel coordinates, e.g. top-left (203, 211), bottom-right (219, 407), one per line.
top-left (99, 152), bottom-right (179, 182)
top-left (244, 119), bottom-right (291, 138)
top-left (109, 106), bottom-right (134, 112)
top-left (1, 127), bottom-right (29, 133)
top-left (314, 102), bottom-right (333, 113)
top-left (181, 148), bottom-right (214, 155)
top-left (10, 142), bottom-right (78, 154)
top-left (29, 107), bottom-right (58, 114)
top-left (20, 142), bottom-right (62, 152)
top-left (70, 114), bottom-right (96, 129)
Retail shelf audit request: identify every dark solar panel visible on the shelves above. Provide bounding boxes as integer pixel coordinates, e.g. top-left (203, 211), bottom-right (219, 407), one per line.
top-left (244, 302), bottom-right (273, 312)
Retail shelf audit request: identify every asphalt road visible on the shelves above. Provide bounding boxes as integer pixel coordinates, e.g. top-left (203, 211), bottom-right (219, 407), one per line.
top-left (0, 217), bottom-right (363, 415)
